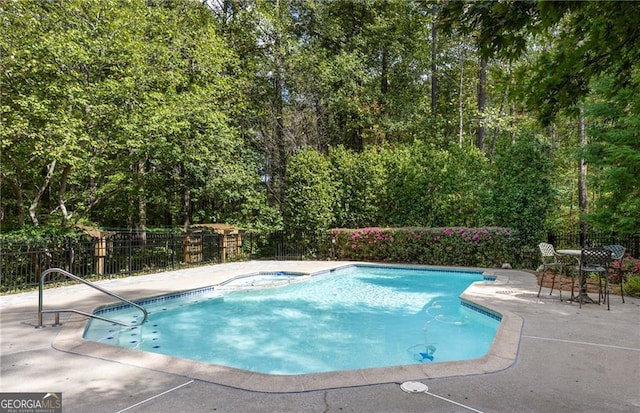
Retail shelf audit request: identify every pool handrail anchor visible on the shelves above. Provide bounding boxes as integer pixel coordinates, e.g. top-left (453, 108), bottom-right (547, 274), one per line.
top-left (37, 268), bottom-right (148, 328)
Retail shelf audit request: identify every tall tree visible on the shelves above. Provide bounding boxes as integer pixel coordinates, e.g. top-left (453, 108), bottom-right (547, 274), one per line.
top-left (583, 77), bottom-right (640, 233)
top-left (1, 0), bottom-right (149, 227)
top-left (430, 5), bottom-right (439, 116)
top-left (577, 106), bottom-right (588, 234)
top-left (1, 0), bottom-right (267, 231)
top-left (442, 0), bottom-right (640, 233)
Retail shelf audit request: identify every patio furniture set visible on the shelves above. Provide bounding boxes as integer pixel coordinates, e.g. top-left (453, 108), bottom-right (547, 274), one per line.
top-left (537, 242), bottom-right (627, 310)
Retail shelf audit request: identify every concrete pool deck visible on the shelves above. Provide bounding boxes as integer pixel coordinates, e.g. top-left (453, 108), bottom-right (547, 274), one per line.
top-left (1, 261), bottom-right (639, 412)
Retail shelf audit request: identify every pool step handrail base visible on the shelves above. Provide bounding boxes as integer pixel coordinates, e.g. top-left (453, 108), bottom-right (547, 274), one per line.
top-left (37, 267), bottom-right (148, 328)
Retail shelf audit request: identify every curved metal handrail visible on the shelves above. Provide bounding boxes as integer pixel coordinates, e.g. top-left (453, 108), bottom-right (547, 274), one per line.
top-left (37, 268), bottom-right (148, 328)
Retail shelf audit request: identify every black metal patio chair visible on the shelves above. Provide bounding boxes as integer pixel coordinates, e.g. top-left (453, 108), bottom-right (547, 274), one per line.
top-left (604, 244), bottom-right (626, 303)
top-left (578, 248), bottom-right (612, 310)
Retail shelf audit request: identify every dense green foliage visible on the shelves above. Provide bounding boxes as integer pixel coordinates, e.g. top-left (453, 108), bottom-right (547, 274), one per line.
top-left (442, 0), bottom-right (640, 233)
top-left (329, 146), bottom-right (387, 228)
top-left (283, 148), bottom-right (335, 232)
top-left (614, 255), bottom-right (640, 298)
top-left (332, 144), bottom-right (488, 228)
top-left (381, 144), bottom-right (487, 227)
top-left (1, 0), bottom-right (273, 231)
top-left (583, 77), bottom-right (640, 234)
top-left (624, 274), bottom-right (640, 298)
top-left (1, 0), bottom-right (638, 251)
top-left (487, 138), bottom-right (555, 246)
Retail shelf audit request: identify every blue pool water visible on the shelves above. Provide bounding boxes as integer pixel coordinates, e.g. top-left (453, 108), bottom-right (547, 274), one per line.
top-left (84, 265), bottom-right (500, 375)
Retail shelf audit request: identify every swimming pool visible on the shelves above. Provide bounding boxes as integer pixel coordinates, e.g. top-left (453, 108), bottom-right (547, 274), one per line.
top-left (83, 265), bottom-right (500, 375)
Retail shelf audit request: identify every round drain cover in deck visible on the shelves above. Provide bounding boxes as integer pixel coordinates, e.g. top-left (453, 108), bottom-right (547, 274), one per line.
top-left (400, 381), bottom-right (428, 393)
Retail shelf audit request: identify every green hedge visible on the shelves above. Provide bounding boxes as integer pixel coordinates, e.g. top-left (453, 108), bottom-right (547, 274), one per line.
top-left (332, 227), bottom-right (517, 268)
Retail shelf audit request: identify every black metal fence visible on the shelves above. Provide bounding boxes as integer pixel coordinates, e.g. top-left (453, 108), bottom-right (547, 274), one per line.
top-left (0, 229), bottom-right (330, 293)
top-left (547, 231), bottom-right (640, 258)
top-left (246, 230), bottom-right (331, 261)
top-left (0, 231), bottom-right (228, 293)
top-left (2, 227), bottom-right (637, 293)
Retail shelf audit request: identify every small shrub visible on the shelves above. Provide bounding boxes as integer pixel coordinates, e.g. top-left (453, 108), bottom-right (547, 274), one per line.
top-left (623, 274), bottom-right (640, 297)
top-left (618, 255), bottom-right (640, 297)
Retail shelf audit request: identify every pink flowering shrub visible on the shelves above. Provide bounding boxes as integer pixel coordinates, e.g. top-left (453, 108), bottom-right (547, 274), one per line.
top-left (331, 226), bottom-right (515, 267)
top-left (346, 227), bottom-right (395, 261)
top-left (616, 255), bottom-right (640, 275)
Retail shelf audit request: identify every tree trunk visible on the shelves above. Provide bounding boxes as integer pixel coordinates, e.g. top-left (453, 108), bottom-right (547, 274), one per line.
top-left (510, 103), bottom-right (516, 145)
top-left (137, 158), bottom-right (147, 243)
top-left (58, 164), bottom-right (73, 226)
top-left (181, 164), bottom-right (191, 231)
top-left (28, 160), bottom-right (57, 226)
top-left (71, 178), bottom-right (119, 226)
top-left (272, 9), bottom-right (287, 204)
top-left (458, 48), bottom-right (464, 146)
top-left (431, 12), bottom-right (438, 115)
top-left (489, 82), bottom-right (508, 158)
top-left (381, 47), bottom-right (389, 96)
top-left (578, 106), bottom-right (588, 245)
top-left (476, 56), bottom-right (487, 151)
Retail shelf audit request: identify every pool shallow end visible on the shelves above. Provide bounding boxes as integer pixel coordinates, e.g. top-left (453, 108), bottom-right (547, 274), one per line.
top-left (51, 265), bottom-right (523, 393)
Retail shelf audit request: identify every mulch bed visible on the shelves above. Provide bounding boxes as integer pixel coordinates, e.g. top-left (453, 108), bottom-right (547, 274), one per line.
top-left (536, 270), bottom-right (623, 294)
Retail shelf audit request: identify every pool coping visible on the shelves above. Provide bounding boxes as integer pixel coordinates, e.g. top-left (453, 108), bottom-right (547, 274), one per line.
top-left (51, 263), bottom-right (523, 393)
